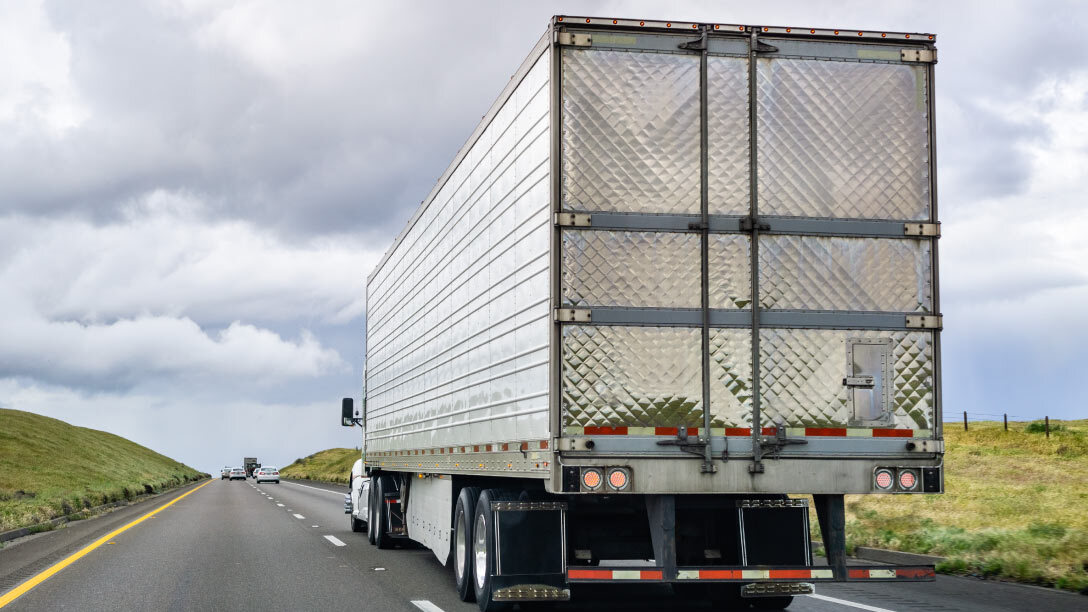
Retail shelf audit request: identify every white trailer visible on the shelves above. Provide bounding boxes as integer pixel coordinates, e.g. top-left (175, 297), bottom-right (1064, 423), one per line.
top-left (342, 15), bottom-right (943, 611)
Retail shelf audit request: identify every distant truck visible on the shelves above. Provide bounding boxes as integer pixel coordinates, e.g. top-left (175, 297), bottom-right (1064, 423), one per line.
top-left (342, 15), bottom-right (943, 611)
top-left (243, 457), bottom-right (259, 478)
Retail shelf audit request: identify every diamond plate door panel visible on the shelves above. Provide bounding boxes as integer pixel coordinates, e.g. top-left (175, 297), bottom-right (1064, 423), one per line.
top-left (562, 49), bottom-right (700, 214)
top-left (562, 230), bottom-right (700, 308)
top-left (709, 329), bottom-right (753, 427)
top-left (708, 55), bottom-right (751, 215)
top-left (562, 326), bottom-right (703, 428)
top-left (759, 236), bottom-right (932, 312)
top-left (709, 234), bottom-right (752, 309)
top-left (757, 58), bottom-right (930, 220)
top-left (759, 329), bottom-right (933, 431)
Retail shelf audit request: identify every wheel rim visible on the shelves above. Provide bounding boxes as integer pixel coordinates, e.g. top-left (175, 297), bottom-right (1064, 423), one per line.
top-left (473, 512), bottom-right (487, 590)
top-left (455, 508), bottom-right (467, 582)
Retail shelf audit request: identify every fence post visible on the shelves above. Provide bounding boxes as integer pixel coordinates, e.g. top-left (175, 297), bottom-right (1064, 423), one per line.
top-left (1045, 416), bottom-right (1050, 439)
top-left (1004, 413), bottom-right (1008, 431)
top-left (963, 411), bottom-right (968, 432)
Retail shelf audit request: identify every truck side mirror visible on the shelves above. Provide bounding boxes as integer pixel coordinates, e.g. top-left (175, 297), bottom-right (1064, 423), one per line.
top-left (341, 397), bottom-right (354, 427)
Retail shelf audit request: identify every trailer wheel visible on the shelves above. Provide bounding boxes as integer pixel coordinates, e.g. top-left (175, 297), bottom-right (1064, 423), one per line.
top-left (373, 475), bottom-right (394, 549)
top-left (751, 596), bottom-right (793, 609)
top-left (453, 487), bottom-right (481, 602)
top-left (472, 489), bottom-right (516, 611)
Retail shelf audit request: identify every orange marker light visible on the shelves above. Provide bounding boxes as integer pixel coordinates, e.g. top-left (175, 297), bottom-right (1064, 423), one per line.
top-left (557, 16), bottom-right (563, 22)
top-left (858, 32), bottom-right (864, 36)
top-left (881, 33), bottom-right (887, 38)
top-left (905, 34), bottom-right (911, 39)
top-left (786, 28), bottom-right (791, 32)
top-left (582, 469), bottom-right (602, 489)
top-left (613, 20), bottom-right (617, 24)
top-left (608, 469), bottom-right (629, 490)
top-left (666, 22), bottom-right (672, 27)
top-left (585, 18), bottom-right (591, 23)
top-left (810, 29), bottom-right (816, 34)
top-left (640, 21), bottom-right (645, 26)
top-left (692, 24), bottom-right (697, 28)
top-left (834, 30), bottom-right (840, 35)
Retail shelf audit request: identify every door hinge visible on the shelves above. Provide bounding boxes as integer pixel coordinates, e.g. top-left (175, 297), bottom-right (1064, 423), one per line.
top-left (901, 48), bottom-right (937, 63)
top-left (905, 314), bottom-right (943, 330)
top-left (557, 32), bottom-right (592, 47)
top-left (739, 217), bottom-right (770, 232)
top-left (904, 222), bottom-right (940, 237)
top-left (753, 40), bottom-right (779, 54)
top-left (555, 212), bottom-right (592, 227)
top-left (679, 36), bottom-right (707, 52)
top-left (555, 308), bottom-right (592, 323)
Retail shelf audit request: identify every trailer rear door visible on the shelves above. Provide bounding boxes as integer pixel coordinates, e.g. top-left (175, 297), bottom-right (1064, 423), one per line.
top-left (556, 26), bottom-right (940, 467)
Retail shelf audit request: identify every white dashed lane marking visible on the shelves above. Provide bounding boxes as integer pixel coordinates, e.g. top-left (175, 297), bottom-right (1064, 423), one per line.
top-left (323, 535), bottom-right (346, 547)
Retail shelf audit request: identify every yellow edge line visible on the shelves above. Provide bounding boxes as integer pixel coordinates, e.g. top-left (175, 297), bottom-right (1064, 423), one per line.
top-left (0, 479), bottom-right (212, 609)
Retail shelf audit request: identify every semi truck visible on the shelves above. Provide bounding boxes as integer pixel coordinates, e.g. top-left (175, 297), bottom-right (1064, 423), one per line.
top-left (243, 457), bottom-right (259, 478)
top-left (342, 15), bottom-right (943, 611)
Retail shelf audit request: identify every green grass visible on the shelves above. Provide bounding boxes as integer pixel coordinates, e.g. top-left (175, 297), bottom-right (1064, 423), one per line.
top-left (279, 448), bottom-right (359, 484)
top-left (0, 409), bottom-right (206, 532)
top-left (824, 419), bottom-right (1088, 592)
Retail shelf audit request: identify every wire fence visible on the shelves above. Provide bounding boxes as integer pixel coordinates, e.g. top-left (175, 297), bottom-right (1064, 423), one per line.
top-left (948, 411), bottom-right (1060, 437)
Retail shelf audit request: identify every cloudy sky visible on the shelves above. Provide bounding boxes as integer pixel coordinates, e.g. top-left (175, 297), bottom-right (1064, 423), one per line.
top-left (1, 1), bottom-right (1085, 473)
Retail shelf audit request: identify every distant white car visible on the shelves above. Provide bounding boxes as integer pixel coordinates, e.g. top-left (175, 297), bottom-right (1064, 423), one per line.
top-left (255, 466), bottom-right (280, 484)
top-left (228, 467), bottom-right (246, 481)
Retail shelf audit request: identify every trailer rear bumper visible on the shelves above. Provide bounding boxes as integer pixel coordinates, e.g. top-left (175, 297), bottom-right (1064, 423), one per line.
top-left (567, 565), bottom-right (935, 583)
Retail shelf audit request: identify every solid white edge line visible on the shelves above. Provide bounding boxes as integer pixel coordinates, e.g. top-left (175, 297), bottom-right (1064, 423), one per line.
top-left (283, 481), bottom-right (348, 497)
top-left (806, 593), bottom-right (897, 612)
top-left (324, 535), bottom-right (347, 547)
top-left (410, 601), bottom-right (445, 612)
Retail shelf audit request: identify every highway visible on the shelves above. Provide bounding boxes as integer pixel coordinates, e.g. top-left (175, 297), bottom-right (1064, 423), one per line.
top-left (0, 479), bottom-right (1084, 611)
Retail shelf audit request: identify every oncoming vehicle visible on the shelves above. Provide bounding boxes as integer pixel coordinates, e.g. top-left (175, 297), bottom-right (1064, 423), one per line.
top-left (255, 466), bottom-right (280, 484)
top-left (228, 468), bottom-right (246, 481)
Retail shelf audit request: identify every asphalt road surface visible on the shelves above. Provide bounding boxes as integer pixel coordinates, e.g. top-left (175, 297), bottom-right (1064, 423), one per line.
top-left (1, 478), bottom-right (1084, 611)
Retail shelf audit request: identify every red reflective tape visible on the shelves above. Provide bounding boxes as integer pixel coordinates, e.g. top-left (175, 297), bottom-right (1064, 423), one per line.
top-left (640, 570), bottom-right (663, 580)
top-left (725, 428), bottom-right (751, 436)
top-left (769, 569), bottom-right (813, 579)
top-left (569, 569), bottom-right (611, 580)
top-left (873, 428), bottom-right (913, 437)
top-left (540, 440), bottom-right (549, 449)
top-left (584, 426), bottom-right (628, 435)
top-left (805, 427), bottom-right (847, 437)
top-left (761, 427), bottom-right (777, 435)
top-left (699, 569), bottom-right (742, 579)
top-left (848, 569), bottom-right (869, 579)
top-left (897, 568), bottom-right (935, 579)
top-left (655, 427), bottom-right (678, 436)
top-left (520, 442), bottom-right (529, 451)
top-left (502, 443), bottom-right (509, 451)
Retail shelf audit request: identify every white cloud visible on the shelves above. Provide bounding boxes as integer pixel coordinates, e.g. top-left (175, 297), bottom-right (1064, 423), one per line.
top-left (0, 192), bottom-right (385, 387)
top-left (0, 1), bottom-right (88, 133)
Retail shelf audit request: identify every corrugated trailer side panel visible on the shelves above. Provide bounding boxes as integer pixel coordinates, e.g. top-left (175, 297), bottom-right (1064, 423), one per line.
top-left (365, 40), bottom-right (552, 472)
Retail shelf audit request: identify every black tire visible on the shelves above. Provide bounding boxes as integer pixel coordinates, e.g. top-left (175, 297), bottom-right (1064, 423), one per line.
top-left (471, 489), bottom-right (517, 612)
top-left (373, 475), bottom-right (395, 550)
top-left (751, 596), bottom-right (793, 609)
top-left (453, 487), bottom-right (481, 602)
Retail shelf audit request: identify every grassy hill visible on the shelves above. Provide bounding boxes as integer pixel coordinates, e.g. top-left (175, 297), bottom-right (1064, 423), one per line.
top-left (0, 409), bottom-right (206, 533)
top-left (832, 418), bottom-right (1088, 592)
top-left (279, 448), bottom-right (358, 484)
